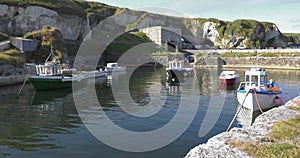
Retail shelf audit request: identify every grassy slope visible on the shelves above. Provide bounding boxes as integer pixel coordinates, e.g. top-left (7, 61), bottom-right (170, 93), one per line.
top-left (0, 49), bottom-right (24, 67)
top-left (23, 26), bottom-right (65, 63)
top-left (283, 33), bottom-right (300, 44)
top-left (104, 32), bottom-right (153, 56)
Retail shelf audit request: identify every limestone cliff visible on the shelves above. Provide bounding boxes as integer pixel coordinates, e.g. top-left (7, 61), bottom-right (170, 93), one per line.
top-left (111, 10), bottom-right (288, 49)
top-left (0, 4), bottom-right (90, 40)
top-left (0, 0), bottom-right (290, 49)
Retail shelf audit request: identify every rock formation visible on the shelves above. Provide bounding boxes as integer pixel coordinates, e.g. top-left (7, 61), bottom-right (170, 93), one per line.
top-left (0, 4), bottom-right (90, 40)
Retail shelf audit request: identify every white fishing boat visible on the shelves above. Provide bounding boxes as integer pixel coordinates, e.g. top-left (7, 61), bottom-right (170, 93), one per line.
top-left (80, 70), bottom-right (106, 78)
top-left (236, 68), bottom-right (283, 111)
top-left (219, 71), bottom-right (240, 85)
top-left (166, 58), bottom-right (194, 80)
top-left (105, 63), bottom-right (126, 72)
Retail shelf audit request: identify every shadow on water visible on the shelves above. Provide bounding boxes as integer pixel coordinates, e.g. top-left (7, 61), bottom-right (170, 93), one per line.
top-left (0, 86), bottom-right (81, 154)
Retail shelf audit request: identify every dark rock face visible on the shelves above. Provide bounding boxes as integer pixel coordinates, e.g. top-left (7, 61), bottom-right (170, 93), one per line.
top-left (0, 63), bottom-right (26, 76)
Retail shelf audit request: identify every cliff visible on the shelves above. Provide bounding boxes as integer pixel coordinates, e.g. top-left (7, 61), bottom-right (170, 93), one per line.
top-left (0, 0), bottom-right (297, 74)
top-left (0, 0), bottom-right (291, 48)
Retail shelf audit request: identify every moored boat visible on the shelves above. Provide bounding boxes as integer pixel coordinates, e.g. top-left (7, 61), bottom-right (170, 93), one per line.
top-left (166, 58), bottom-right (194, 81)
top-left (28, 46), bottom-right (88, 91)
top-left (219, 71), bottom-right (240, 85)
top-left (29, 63), bottom-right (87, 91)
top-left (80, 70), bottom-right (106, 78)
top-left (105, 63), bottom-right (126, 72)
top-left (237, 68), bottom-right (283, 111)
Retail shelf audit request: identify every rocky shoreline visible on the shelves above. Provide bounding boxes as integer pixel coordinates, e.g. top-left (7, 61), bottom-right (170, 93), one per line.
top-left (184, 96), bottom-right (300, 158)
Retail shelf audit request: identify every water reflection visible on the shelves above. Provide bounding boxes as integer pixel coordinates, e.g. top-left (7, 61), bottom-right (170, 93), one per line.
top-left (0, 88), bottom-right (81, 152)
top-left (0, 68), bottom-right (299, 157)
top-left (219, 83), bottom-right (239, 96)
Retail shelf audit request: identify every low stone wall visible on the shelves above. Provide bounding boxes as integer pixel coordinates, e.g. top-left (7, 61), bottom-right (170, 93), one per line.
top-left (0, 75), bottom-right (27, 87)
top-left (223, 57), bottom-right (300, 69)
top-left (195, 57), bottom-right (300, 69)
top-left (184, 96), bottom-right (300, 158)
top-left (0, 40), bottom-right (10, 51)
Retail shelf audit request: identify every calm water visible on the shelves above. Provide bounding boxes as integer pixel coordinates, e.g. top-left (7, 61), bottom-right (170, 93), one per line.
top-left (0, 67), bottom-right (299, 158)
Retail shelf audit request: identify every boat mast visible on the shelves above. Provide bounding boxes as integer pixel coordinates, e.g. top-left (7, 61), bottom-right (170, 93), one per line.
top-left (45, 44), bottom-right (54, 63)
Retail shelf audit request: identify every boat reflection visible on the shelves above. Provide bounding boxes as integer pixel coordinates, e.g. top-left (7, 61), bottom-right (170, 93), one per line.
top-left (219, 83), bottom-right (239, 95)
top-left (0, 89), bottom-right (80, 152)
top-left (165, 80), bottom-right (181, 96)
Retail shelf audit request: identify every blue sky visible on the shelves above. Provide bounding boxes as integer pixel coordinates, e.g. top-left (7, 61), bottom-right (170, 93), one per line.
top-left (88, 0), bottom-right (300, 33)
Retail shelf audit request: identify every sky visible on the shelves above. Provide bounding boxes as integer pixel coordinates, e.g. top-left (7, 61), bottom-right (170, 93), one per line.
top-left (88, 0), bottom-right (300, 33)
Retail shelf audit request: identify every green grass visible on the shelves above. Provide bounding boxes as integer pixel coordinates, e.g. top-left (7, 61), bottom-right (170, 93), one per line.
top-left (283, 33), bottom-right (300, 45)
top-left (0, 49), bottom-right (24, 67)
top-left (230, 114), bottom-right (300, 158)
top-left (23, 26), bottom-right (65, 63)
top-left (287, 106), bottom-right (300, 111)
top-left (221, 52), bottom-right (257, 57)
top-left (103, 31), bottom-right (153, 56)
top-left (230, 141), bottom-right (299, 158)
top-left (0, 0), bottom-right (86, 17)
top-left (259, 52), bottom-right (300, 57)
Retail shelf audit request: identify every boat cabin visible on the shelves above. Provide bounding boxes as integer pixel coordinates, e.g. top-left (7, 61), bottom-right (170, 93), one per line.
top-left (219, 71), bottom-right (239, 79)
top-left (168, 59), bottom-right (186, 69)
top-left (107, 63), bottom-right (118, 68)
top-left (35, 63), bottom-right (63, 76)
top-left (243, 68), bottom-right (267, 91)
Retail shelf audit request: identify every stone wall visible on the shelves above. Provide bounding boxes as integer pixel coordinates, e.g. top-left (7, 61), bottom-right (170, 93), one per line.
top-left (139, 26), bottom-right (182, 49)
top-left (0, 40), bottom-right (10, 51)
top-left (185, 96), bottom-right (300, 158)
top-left (0, 75), bottom-right (27, 87)
top-left (195, 56), bottom-right (300, 69)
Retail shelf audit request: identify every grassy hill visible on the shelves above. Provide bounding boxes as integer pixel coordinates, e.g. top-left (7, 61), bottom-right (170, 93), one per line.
top-left (283, 33), bottom-right (300, 45)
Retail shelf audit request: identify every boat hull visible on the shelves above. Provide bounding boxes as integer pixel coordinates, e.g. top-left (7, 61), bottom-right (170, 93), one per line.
top-left (166, 68), bottom-right (194, 77)
top-left (237, 90), bottom-right (282, 111)
top-left (106, 67), bottom-right (126, 72)
top-left (29, 76), bottom-right (85, 91)
top-left (219, 77), bottom-right (239, 85)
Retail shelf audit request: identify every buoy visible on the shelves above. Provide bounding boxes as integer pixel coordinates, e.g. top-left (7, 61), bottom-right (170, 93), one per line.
top-left (273, 96), bottom-right (283, 106)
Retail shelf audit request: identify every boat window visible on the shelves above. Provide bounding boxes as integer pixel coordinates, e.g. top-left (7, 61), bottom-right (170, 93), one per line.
top-left (251, 75), bottom-right (258, 86)
top-left (245, 75), bottom-right (250, 85)
top-left (260, 75), bottom-right (266, 84)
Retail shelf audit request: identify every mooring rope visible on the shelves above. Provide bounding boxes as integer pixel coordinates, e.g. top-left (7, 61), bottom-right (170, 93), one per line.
top-left (253, 88), bottom-right (264, 113)
top-left (18, 74), bottom-right (29, 96)
top-left (226, 90), bottom-right (250, 132)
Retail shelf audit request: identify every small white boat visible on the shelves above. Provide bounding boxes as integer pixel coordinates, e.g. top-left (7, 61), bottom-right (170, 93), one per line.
top-left (237, 68), bottom-right (283, 111)
top-left (80, 70), bottom-right (106, 78)
top-left (105, 63), bottom-right (126, 72)
top-left (219, 71), bottom-right (240, 85)
top-left (166, 58), bottom-right (194, 80)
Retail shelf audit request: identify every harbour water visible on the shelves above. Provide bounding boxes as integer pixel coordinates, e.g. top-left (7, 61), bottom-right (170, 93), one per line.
top-left (0, 67), bottom-right (299, 158)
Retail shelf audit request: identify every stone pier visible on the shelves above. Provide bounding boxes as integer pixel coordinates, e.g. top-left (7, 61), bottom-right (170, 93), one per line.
top-left (185, 96), bottom-right (300, 158)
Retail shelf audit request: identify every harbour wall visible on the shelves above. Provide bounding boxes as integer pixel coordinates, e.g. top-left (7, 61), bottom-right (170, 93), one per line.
top-left (184, 96), bottom-right (300, 158)
top-left (196, 56), bottom-right (300, 70)
top-left (0, 75), bottom-right (27, 87)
